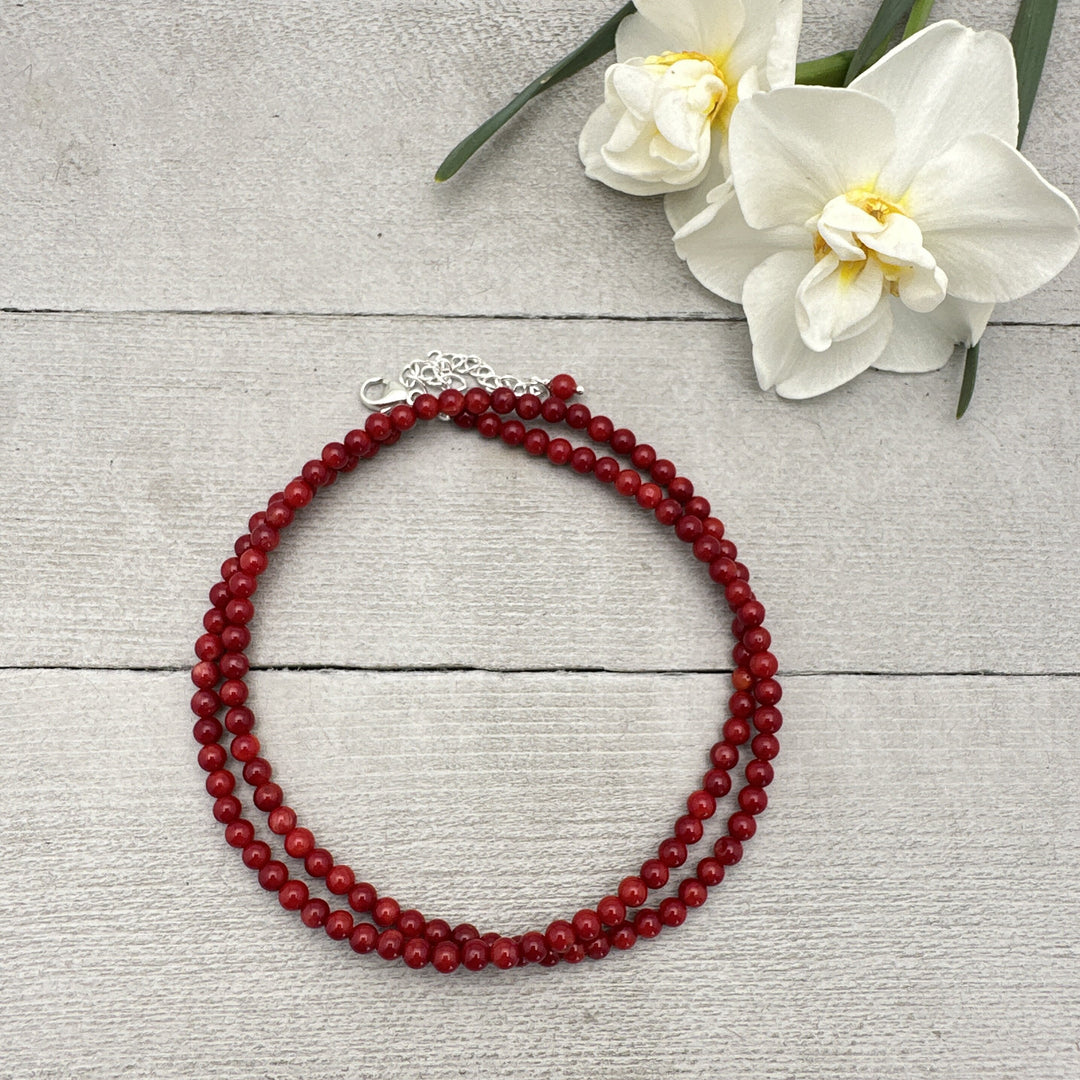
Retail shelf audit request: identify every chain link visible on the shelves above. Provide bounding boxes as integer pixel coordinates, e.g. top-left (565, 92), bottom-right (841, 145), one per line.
top-left (360, 350), bottom-right (552, 412)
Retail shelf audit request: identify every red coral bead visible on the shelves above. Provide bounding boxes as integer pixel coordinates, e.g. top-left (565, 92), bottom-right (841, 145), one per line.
top-left (301, 898), bottom-right (331, 927)
top-left (640, 858), bottom-right (669, 890)
top-left (634, 909), bottom-right (662, 938)
top-left (403, 937), bottom-right (430, 969)
top-left (728, 812), bottom-right (757, 841)
top-left (432, 941), bottom-right (461, 973)
top-left (491, 937), bottom-right (520, 969)
top-left (714, 836), bottom-right (744, 865)
top-left (545, 920), bottom-right (575, 953)
top-left (350, 923), bottom-right (378, 954)
top-left (679, 879), bottom-right (708, 908)
top-left (566, 402), bottom-right (591, 428)
top-left (572, 909), bottom-right (602, 942)
top-left (687, 789), bottom-right (716, 819)
top-left (348, 883), bottom-right (377, 913)
top-left (739, 786), bottom-right (768, 815)
top-left (520, 931), bottom-right (548, 964)
top-left (325, 910), bottom-right (354, 940)
top-left (658, 898), bottom-right (686, 927)
top-left (278, 880), bottom-right (309, 910)
top-left (618, 876), bottom-right (648, 908)
top-left (516, 393), bottom-right (542, 420)
top-left (549, 373), bottom-right (578, 400)
top-left (373, 897), bottom-right (400, 927)
top-left (461, 937), bottom-right (489, 970)
top-left (597, 896), bottom-right (626, 928)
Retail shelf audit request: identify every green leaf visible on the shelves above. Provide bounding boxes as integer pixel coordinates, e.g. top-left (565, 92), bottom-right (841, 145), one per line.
top-left (902, 0), bottom-right (936, 39)
top-left (844, 0), bottom-right (915, 84)
top-left (795, 51), bottom-right (854, 87)
top-left (435, 2), bottom-right (635, 182)
top-left (956, 343), bottom-right (980, 418)
top-left (1012, 0), bottom-right (1057, 145)
top-left (957, 0), bottom-right (1057, 416)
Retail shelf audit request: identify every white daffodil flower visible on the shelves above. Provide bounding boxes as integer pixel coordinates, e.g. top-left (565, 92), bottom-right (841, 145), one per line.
top-left (673, 20), bottom-right (1080, 399)
top-left (579, 0), bottom-right (801, 224)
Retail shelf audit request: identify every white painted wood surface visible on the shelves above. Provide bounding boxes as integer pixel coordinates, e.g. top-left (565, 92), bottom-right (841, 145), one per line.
top-left (1, 3), bottom-right (1078, 1079)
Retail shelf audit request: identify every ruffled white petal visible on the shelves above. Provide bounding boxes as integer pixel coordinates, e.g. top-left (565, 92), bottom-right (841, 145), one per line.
top-left (579, 103), bottom-right (671, 196)
top-left (742, 250), bottom-right (891, 396)
top-left (672, 178), bottom-right (805, 302)
top-left (621, 0), bottom-right (746, 59)
top-left (861, 212), bottom-right (931, 267)
top-left (871, 296), bottom-right (992, 372)
top-left (795, 254), bottom-right (886, 351)
top-left (896, 263), bottom-right (948, 313)
top-left (851, 20), bottom-right (1019, 196)
top-left (728, 86), bottom-right (896, 230)
top-left (907, 133), bottom-right (1080, 303)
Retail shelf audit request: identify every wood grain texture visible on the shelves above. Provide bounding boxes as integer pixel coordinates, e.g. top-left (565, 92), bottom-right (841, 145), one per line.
top-left (1, 313), bottom-right (1078, 674)
top-left (1, 669), bottom-right (1077, 1080)
top-left (2, 3), bottom-right (1078, 1078)
top-left (0, 0), bottom-right (1076, 321)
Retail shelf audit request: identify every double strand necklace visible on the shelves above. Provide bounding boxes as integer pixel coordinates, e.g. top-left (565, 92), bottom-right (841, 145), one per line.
top-left (190, 352), bottom-right (782, 972)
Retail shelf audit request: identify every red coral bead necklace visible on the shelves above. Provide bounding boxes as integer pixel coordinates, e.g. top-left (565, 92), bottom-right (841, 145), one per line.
top-left (191, 352), bottom-right (782, 972)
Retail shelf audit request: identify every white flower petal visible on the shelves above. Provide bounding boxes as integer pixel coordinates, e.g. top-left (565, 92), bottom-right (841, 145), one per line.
top-left (653, 74), bottom-right (715, 152)
top-left (763, 0), bottom-right (803, 89)
top-left (580, 104), bottom-right (683, 196)
top-left (818, 223), bottom-right (864, 262)
top-left (851, 21), bottom-right (1019, 196)
top-left (673, 178), bottom-right (804, 302)
top-left (897, 263), bottom-right (948, 313)
top-left (795, 255), bottom-right (886, 351)
top-left (665, 147), bottom-right (728, 232)
top-left (871, 296), bottom-right (992, 373)
top-left (861, 212), bottom-right (932, 268)
top-left (610, 63), bottom-right (659, 121)
top-left (743, 250), bottom-right (891, 397)
top-left (819, 195), bottom-right (884, 235)
top-left (908, 133), bottom-right (1080, 303)
top-left (729, 85), bottom-right (896, 230)
top-left (628, 0), bottom-right (747, 58)
top-left (724, 0), bottom-right (801, 86)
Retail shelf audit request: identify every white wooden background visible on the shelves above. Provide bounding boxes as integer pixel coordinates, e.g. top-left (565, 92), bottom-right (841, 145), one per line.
top-left (2, 2), bottom-right (1078, 1078)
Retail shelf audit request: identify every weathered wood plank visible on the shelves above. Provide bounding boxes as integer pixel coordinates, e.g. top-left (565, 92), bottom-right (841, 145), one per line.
top-left (1, 669), bottom-right (1076, 1080)
top-left (1, 313), bottom-right (1077, 674)
top-left (0, 0), bottom-right (1075, 321)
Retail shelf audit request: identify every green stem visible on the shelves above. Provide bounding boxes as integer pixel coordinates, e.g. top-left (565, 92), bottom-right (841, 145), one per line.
top-left (956, 343), bottom-right (980, 418)
top-left (902, 0), bottom-right (936, 38)
top-left (1012, 0), bottom-right (1058, 145)
top-left (795, 51), bottom-right (855, 87)
top-left (435, 2), bottom-right (635, 182)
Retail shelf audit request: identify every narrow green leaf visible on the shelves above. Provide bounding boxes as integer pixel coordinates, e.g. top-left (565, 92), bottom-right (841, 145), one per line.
top-left (844, 0), bottom-right (915, 84)
top-left (958, 0), bottom-right (1057, 416)
top-left (956, 343), bottom-right (980, 418)
top-left (1012, 0), bottom-right (1057, 145)
top-left (435, 2), bottom-right (635, 182)
top-left (795, 51), bottom-right (855, 87)
top-left (902, 0), bottom-right (936, 39)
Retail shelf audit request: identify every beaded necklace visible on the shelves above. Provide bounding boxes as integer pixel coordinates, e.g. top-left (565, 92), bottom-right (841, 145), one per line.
top-left (191, 352), bottom-right (782, 972)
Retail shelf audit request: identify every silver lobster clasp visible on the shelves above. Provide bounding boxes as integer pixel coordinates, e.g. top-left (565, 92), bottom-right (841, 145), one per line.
top-left (359, 376), bottom-right (413, 412)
